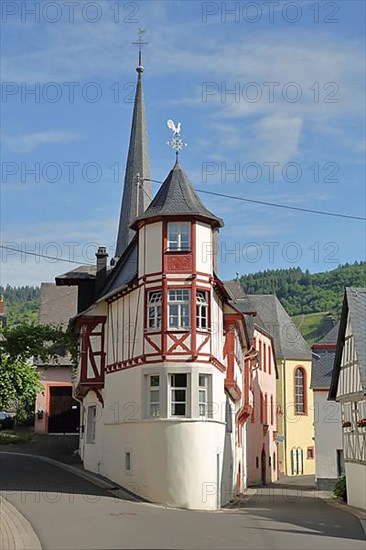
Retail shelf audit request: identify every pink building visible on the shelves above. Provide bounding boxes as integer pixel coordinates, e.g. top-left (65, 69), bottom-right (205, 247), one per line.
top-left (246, 324), bottom-right (278, 484)
top-left (225, 283), bottom-right (279, 485)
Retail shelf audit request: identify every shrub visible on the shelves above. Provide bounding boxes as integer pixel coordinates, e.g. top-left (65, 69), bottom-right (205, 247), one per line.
top-left (0, 416), bottom-right (15, 430)
top-left (333, 476), bottom-right (347, 501)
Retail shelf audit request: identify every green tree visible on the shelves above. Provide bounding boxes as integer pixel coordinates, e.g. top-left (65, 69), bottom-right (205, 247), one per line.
top-left (0, 323), bottom-right (78, 420)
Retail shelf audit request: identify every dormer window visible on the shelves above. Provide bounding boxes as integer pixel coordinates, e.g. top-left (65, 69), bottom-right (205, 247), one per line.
top-left (167, 222), bottom-right (190, 251)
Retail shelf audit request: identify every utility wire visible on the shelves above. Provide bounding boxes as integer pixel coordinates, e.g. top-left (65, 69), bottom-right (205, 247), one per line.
top-left (0, 245), bottom-right (94, 265)
top-left (146, 179), bottom-right (365, 221)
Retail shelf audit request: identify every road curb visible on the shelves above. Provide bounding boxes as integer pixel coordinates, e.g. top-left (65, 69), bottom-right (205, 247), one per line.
top-left (323, 497), bottom-right (366, 537)
top-left (0, 496), bottom-right (42, 550)
top-left (0, 451), bottom-right (144, 502)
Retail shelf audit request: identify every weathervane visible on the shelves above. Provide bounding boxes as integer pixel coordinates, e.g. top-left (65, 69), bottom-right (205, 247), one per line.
top-left (133, 28), bottom-right (148, 72)
top-left (166, 119), bottom-right (188, 156)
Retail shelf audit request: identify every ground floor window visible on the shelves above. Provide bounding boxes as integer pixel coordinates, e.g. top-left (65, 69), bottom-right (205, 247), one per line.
top-left (199, 374), bottom-right (210, 417)
top-left (148, 375), bottom-right (160, 417)
top-left (291, 447), bottom-right (304, 475)
top-left (170, 373), bottom-right (188, 416)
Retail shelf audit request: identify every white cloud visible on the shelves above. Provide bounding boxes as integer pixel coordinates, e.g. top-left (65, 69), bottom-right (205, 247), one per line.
top-left (2, 131), bottom-right (81, 153)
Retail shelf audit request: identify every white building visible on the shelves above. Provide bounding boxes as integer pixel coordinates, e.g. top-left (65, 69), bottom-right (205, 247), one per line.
top-left (329, 287), bottom-right (366, 509)
top-left (311, 324), bottom-right (343, 490)
top-left (56, 55), bottom-right (252, 510)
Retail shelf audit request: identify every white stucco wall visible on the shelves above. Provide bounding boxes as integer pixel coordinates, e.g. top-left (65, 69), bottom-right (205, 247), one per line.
top-left (345, 462), bottom-right (366, 509)
top-left (313, 391), bottom-right (342, 483)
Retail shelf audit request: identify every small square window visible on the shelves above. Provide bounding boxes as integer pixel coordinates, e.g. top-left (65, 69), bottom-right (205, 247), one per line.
top-left (167, 223), bottom-right (190, 251)
top-left (307, 447), bottom-right (314, 460)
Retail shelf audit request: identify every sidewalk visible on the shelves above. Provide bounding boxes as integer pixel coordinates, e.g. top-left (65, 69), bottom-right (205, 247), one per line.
top-left (0, 496), bottom-right (41, 550)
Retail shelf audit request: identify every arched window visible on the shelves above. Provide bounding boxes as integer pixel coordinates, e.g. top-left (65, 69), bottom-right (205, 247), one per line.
top-left (294, 367), bottom-right (306, 415)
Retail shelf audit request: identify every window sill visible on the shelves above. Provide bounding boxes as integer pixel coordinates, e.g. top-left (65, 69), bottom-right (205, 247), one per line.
top-left (165, 250), bottom-right (191, 254)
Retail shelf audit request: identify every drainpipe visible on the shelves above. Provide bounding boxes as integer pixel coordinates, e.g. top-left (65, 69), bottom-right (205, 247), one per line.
top-left (282, 359), bottom-right (287, 475)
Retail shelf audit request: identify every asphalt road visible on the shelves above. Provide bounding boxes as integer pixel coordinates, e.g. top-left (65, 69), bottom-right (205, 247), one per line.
top-left (0, 453), bottom-right (364, 550)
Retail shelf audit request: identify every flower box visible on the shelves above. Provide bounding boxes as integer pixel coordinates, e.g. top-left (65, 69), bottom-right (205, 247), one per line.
top-left (357, 418), bottom-right (366, 429)
top-left (342, 421), bottom-right (351, 428)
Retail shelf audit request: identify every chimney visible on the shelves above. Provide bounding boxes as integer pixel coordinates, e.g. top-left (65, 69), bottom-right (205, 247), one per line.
top-left (95, 247), bottom-right (108, 296)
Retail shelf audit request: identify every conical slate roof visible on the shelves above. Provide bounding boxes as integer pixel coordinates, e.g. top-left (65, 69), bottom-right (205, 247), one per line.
top-left (115, 67), bottom-right (152, 258)
top-left (132, 159), bottom-right (223, 227)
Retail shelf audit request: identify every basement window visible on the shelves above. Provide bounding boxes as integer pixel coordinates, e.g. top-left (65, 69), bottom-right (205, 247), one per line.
top-left (125, 451), bottom-right (131, 472)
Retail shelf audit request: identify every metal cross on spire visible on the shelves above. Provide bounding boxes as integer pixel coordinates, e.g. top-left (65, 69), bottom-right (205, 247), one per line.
top-left (133, 28), bottom-right (148, 73)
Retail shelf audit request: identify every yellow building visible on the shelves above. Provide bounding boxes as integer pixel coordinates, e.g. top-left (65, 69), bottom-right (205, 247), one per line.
top-left (243, 295), bottom-right (315, 476)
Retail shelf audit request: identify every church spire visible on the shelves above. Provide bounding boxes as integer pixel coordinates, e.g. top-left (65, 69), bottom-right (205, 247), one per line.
top-left (115, 30), bottom-right (152, 259)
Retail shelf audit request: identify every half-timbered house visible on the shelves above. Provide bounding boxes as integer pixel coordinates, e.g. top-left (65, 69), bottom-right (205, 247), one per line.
top-left (329, 287), bottom-right (366, 509)
top-left (56, 56), bottom-right (251, 509)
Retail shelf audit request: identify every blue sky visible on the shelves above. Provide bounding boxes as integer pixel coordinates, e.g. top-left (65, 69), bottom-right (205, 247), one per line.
top-left (1, 0), bottom-right (365, 286)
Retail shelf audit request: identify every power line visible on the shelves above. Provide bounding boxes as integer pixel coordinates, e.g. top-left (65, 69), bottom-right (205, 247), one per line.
top-left (0, 245), bottom-right (94, 265)
top-left (146, 179), bottom-right (365, 221)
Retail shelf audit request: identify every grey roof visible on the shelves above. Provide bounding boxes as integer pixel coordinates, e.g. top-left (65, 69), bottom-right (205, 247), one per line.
top-left (311, 348), bottom-right (337, 389)
top-left (224, 281), bottom-right (311, 360)
top-left (55, 265), bottom-right (97, 281)
top-left (100, 236), bottom-right (138, 299)
top-left (311, 324), bottom-right (339, 389)
top-left (347, 288), bottom-right (366, 388)
top-left (329, 287), bottom-right (366, 398)
top-left (225, 280), bottom-right (249, 301)
top-left (39, 283), bottom-right (77, 328)
top-left (115, 68), bottom-right (152, 258)
top-left (316, 321), bottom-right (340, 345)
top-left (246, 294), bottom-right (311, 360)
top-left (133, 159), bottom-right (223, 227)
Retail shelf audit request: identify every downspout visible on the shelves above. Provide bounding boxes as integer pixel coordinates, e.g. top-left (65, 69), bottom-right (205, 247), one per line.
top-left (282, 359), bottom-right (287, 475)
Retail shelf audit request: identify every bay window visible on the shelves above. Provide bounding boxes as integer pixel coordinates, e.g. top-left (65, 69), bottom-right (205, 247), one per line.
top-left (199, 374), bottom-right (209, 417)
top-left (170, 373), bottom-right (188, 416)
top-left (196, 290), bottom-right (208, 330)
top-left (168, 289), bottom-right (190, 329)
top-left (167, 222), bottom-right (190, 251)
top-left (148, 375), bottom-right (160, 417)
top-left (147, 291), bottom-right (162, 330)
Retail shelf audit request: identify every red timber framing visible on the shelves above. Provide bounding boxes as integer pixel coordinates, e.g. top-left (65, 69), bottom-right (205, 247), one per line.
top-left (223, 313), bottom-right (246, 400)
top-left (77, 316), bottom-right (106, 393)
top-left (103, 217), bottom-right (228, 374)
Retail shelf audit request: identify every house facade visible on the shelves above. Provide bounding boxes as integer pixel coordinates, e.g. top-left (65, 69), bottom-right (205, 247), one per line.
top-left (236, 295), bottom-right (314, 476)
top-left (225, 283), bottom-right (278, 485)
top-left (34, 283), bottom-right (80, 434)
top-left (329, 287), bottom-right (366, 509)
top-left (311, 323), bottom-right (343, 490)
top-left (55, 56), bottom-right (254, 510)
